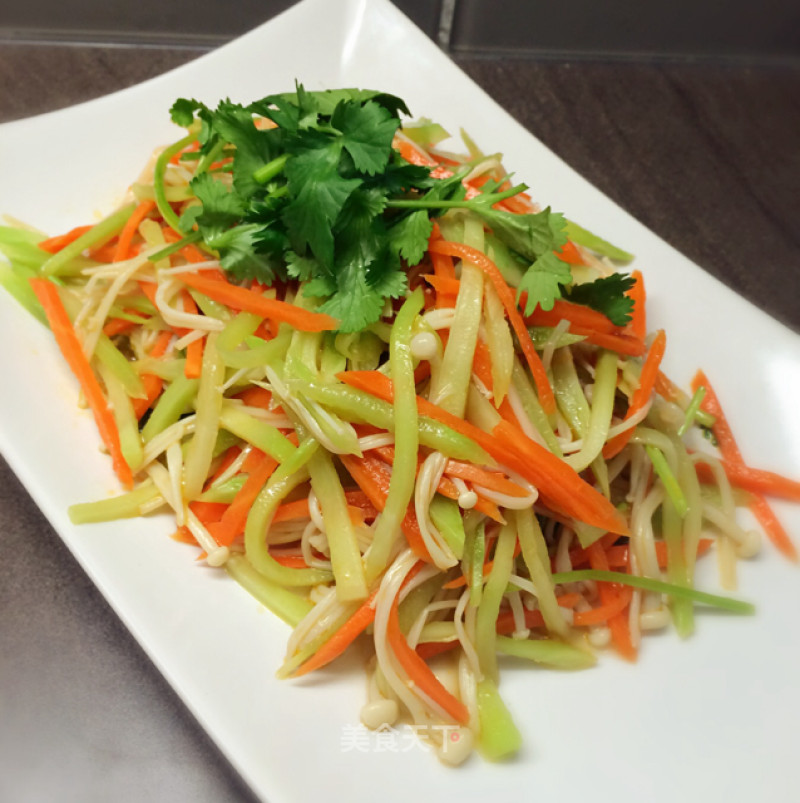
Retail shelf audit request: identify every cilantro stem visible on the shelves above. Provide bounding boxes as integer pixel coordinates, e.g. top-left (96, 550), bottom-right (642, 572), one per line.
top-left (253, 153), bottom-right (289, 185)
top-left (147, 230), bottom-right (203, 263)
top-left (550, 569), bottom-right (755, 614)
top-left (154, 127), bottom-right (199, 235)
top-left (385, 182), bottom-right (528, 211)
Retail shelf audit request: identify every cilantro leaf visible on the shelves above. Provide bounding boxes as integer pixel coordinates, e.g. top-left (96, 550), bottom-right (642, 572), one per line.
top-left (567, 273), bottom-right (636, 326)
top-left (282, 142), bottom-right (362, 268)
top-left (516, 251), bottom-right (572, 315)
top-left (212, 224), bottom-right (282, 282)
top-left (387, 210), bottom-right (433, 265)
top-left (207, 101), bottom-right (281, 198)
top-left (332, 100), bottom-right (400, 176)
top-left (189, 173), bottom-right (248, 241)
top-left (475, 205), bottom-right (568, 263)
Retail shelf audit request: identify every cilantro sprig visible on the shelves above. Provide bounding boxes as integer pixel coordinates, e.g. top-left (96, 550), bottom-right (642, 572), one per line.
top-left (169, 84), bottom-right (634, 331)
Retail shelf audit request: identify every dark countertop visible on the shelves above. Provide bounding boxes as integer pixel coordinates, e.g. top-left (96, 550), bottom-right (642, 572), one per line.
top-left (0, 42), bottom-right (798, 803)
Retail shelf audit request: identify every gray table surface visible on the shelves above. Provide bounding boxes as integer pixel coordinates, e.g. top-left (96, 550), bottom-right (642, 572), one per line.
top-left (0, 43), bottom-right (798, 803)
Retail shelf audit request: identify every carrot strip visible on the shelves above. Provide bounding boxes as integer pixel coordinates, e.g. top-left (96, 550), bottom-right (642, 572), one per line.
top-left (603, 329), bottom-right (667, 459)
top-left (427, 239), bottom-right (555, 413)
top-left (178, 290), bottom-right (205, 379)
top-left (693, 370), bottom-right (798, 561)
top-left (132, 329), bottom-right (174, 419)
top-left (573, 585), bottom-right (634, 626)
top-left (176, 271), bottom-right (339, 332)
top-left (102, 317), bottom-right (137, 338)
top-left (444, 459), bottom-right (527, 498)
top-left (30, 278), bottom-right (133, 488)
top-left (113, 200), bottom-right (156, 262)
top-left (554, 240), bottom-right (585, 266)
top-left (386, 597), bottom-right (470, 724)
top-left (38, 225), bottom-right (93, 254)
top-left (293, 590), bottom-right (379, 677)
top-left (587, 541), bottom-right (637, 661)
top-left (208, 449), bottom-right (278, 546)
top-left (525, 297), bottom-right (620, 335)
top-left (693, 460), bottom-right (800, 502)
top-left (340, 454), bottom-right (433, 562)
top-left (628, 270), bottom-right (647, 340)
top-left (338, 370), bottom-right (628, 535)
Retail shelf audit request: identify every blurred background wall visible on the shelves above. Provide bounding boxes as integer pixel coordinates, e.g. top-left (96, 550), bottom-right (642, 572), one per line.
top-left (2, 0), bottom-right (798, 62)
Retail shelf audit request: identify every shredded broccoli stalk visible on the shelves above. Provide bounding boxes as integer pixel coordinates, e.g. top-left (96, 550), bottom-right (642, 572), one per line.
top-left (243, 437), bottom-right (332, 587)
top-left (366, 288), bottom-right (424, 582)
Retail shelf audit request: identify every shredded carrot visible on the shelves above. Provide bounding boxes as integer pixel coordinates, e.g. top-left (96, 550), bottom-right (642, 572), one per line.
top-left (113, 200), bottom-right (156, 262)
top-left (628, 270), bottom-right (647, 340)
top-left (694, 459), bottom-right (800, 502)
top-left (30, 278), bottom-right (133, 488)
top-left (554, 240), bottom-right (585, 266)
top-left (178, 290), bottom-right (205, 379)
top-left (587, 541), bottom-right (637, 661)
top-left (693, 370), bottom-right (798, 561)
top-left (338, 370), bottom-right (628, 536)
top-left (603, 329), bottom-right (667, 459)
top-left (293, 590), bottom-right (379, 677)
top-left (176, 271), bottom-right (339, 332)
top-left (444, 460), bottom-right (528, 498)
top-left (38, 224), bottom-right (93, 254)
top-left (208, 449), bottom-right (278, 546)
top-left (386, 597), bottom-right (470, 724)
top-left (132, 328), bottom-right (174, 419)
top-left (340, 454), bottom-right (433, 563)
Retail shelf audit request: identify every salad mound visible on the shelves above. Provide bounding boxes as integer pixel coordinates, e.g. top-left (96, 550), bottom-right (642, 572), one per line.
top-left (1, 85), bottom-right (797, 765)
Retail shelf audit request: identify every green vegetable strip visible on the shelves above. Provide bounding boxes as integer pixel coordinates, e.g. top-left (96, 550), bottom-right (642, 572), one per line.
top-left (678, 385), bottom-right (707, 436)
top-left (510, 361), bottom-right (561, 455)
top-left (513, 508), bottom-right (571, 639)
top-left (141, 374), bottom-right (198, 443)
top-left (218, 404), bottom-right (295, 462)
top-left (153, 130), bottom-right (198, 235)
top-left (429, 214), bottom-right (485, 417)
top-left (564, 220), bottom-right (634, 263)
top-left (308, 447), bottom-right (368, 601)
top-left (661, 493), bottom-right (693, 637)
top-left (365, 288), bottom-right (424, 582)
top-left (0, 264), bottom-right (47, 324)
top-left (197, 474), bottom-right (246, 503)
top-left (146, 231), bottom-right (203, 263)
top-left (223, 331), bottom-right (292, 370)
top-left (243, 438), bottom-right (332, 587)
top-left (482, 280), bottom-right (514, 404)
top-left (68, 480), bottom-right (162, 524)
top-left (225, 553), bottom-right (314, 627)
top-left (94, 334), bottom-right (147, 399)
top-left (551, 570), bottom-right (755, 614)
top-left (182, 332), bottom-right (225, 500)
top-left (564, 349), bottom-right (618, 472)
top-left (476, 677), bottom-right (522, 761)
top-left (469, 521), bottom-right (487, 607)
top-left (42, 202), bottom-right (137, 277)
top-left (495, 636), bottom-right (596, 670)
top-left (551, 346), bottom-right (591, 436)
top-left (187, 288), bottom-right (231, 323)
top-left (474, 522), bottom-right (517, 682)
top-left (428, 495), bottom-right (466, 560)
top-left (297, 379), bottom-right (489, 464)
top-left (99, 363), bottom-right (143, 472)
top-left (397, 574), bottom-right (446, 634)
top-left (645, 444), bottom-right (689, 518)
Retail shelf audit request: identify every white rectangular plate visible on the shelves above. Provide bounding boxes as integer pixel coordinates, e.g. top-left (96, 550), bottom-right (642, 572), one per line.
top-left (1, 1), bottom-right (799, 800)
